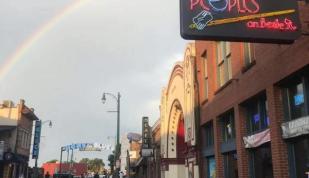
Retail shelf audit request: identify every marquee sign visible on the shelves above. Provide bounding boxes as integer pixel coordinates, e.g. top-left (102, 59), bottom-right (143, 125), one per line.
top-left (180, 0), bottom-right (301, 43)
top-left (61, 143), bottom-right (112, 152)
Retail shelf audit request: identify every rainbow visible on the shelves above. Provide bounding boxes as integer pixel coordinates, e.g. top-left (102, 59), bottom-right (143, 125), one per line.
top-left (0, 0), bottom-right (90, 81)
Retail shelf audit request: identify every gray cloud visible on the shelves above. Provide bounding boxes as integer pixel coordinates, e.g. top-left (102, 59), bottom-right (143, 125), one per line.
top-left (0, 0), bottom-right (187, 166)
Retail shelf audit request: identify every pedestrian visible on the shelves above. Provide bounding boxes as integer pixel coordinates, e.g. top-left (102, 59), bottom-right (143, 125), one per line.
top-left (45, 171), bottom-right (50, 178)
top-left (94, 172), bottom-right (99, 178)
top-left (119, 171), bottom-right (123, 178)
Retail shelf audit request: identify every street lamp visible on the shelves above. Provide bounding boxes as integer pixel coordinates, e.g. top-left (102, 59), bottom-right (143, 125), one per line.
top-left (101, 92), bottom-right (121, 178)
top-left (33, 120), bottom-right (53, 177)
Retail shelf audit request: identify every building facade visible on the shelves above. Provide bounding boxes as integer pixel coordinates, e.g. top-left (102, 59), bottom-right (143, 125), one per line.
top-left (42, 162), bottom-right (87, 176)
top-left (0, 100), bottom-right (38, 178)
top-left (160, 43), bottom-right (200, 178)
top-left (196, 2), bottom-right (309, 178)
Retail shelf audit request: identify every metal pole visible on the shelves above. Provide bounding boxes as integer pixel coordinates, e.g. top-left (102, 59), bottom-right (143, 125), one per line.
top-left (70, 149), bottom-right (74, 173)
top-left (59, 148), bottom-right (63, 173)
top-left (34, 158), bottom-right (38, 178)
top-left (67, 149), bottom-right (69, 163)
top-left (117, 92), bottom-right (120, 147)
top-left (116, 92), bottom-right (120, 178)
top-left (127, 150), bottom-right (130, 178)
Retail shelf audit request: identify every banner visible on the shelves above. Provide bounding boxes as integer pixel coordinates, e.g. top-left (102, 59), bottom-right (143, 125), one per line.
top-left (281, 116), bottom-right (309, 139)
top-left (243, 128), bottom-right (270, 148)
top-left (32, 120), bottom-right (42, 159)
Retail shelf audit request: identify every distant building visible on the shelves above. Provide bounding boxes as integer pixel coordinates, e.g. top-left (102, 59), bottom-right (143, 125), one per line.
top-left (0, 100), bottom-right (39, 178)
top-left (120, 133), bottom-right (142, 177)
top-left (42, 162), bottom-right (87, 176)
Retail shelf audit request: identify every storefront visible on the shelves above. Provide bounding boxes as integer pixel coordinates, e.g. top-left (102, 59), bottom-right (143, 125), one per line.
top-left (280, 70), bottom-right (309, 178)
top-left (243, 93), bottom-right (274, 178)
top-left (202, 122), bottom-right (216, 178)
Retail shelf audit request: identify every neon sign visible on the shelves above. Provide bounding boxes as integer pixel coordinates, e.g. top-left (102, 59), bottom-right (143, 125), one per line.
top-left (181, 0), bottom-right (301, 43)
top-left (247, 18), bottom-right (297, 31)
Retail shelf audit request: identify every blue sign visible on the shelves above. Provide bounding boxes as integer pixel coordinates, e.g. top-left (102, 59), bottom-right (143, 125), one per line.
top-left (294, 94), bottom-right (304, 106)
top-left (32, 120), bottom-right (42, 159)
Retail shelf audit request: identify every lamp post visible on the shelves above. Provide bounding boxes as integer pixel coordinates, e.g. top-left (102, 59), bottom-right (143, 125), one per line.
top-left (102, 92), bottom-right (121, 178)
top-left (33, 120), bottom-right (52, 178)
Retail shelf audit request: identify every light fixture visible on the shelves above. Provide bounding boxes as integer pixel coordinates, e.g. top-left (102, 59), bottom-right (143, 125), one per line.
top-left (101, 93), bottom-right (106, 104)
top-left (48, 121), bottom-right (52, 128)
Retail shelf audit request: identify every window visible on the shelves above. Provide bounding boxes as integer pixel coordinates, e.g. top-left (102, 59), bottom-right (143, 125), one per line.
top-left (217, 42), bottom-right (232, 87)
top-left (206, 156), bottom-right (216, 178)
top-left (250, 143), bottom-right (274, 178)
top-left (293, 137), bottom-right (309, 178)
top-left (224, 152), bottom-right (238, 178)
top-left (246, 95), bottom-right (269, 134)
top-left (202, 50), bottom-right (209, 99)
top-left (204, 122), bottom-right (214, 147)
top-left (221, 111), bottom-right (236, 142)
top-left (283, 77), bottom-right (309, 121)
top-left (244, 43), bottom-right (253, 66)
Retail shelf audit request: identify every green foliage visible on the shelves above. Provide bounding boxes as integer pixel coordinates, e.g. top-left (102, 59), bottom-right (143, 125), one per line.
top-left (46, 159), bottom-right (58, 163)
top-left (79, 158), bottom-right (105, 173)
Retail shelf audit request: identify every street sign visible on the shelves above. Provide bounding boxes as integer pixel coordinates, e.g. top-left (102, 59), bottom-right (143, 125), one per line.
top-left (32, 120), bottom-right (42, 159)
top-left (180, 0), bottom-right (301, 43)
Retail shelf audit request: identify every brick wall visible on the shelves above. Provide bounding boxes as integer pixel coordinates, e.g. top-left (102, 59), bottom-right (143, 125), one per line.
top-left (196, 3), bottom-right (309, 178)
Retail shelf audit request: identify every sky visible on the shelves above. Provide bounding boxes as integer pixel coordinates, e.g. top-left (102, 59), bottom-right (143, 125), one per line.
top-left (0, 0), bottom-right (188, 166)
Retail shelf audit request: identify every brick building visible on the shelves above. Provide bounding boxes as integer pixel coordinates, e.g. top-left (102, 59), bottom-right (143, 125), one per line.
top-left (195, 2), bottom-right (309, 178)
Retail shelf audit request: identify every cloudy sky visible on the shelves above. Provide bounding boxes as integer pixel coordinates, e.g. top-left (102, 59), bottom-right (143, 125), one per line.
top-left (0, 0), bottom-right (188, 166)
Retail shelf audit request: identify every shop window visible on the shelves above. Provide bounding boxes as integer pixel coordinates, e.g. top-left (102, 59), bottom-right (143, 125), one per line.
top-left (283, 77), bottom-right (309, 121)
top-left (204, 122), bottom-right (214, 148)
top-left (204, 156), bottom-right (216, 178)
top-left (246, 95), bottom-right (269, 134)
top-left (250, 143), bottom-right (274, 178)
top-left (244, 43), bottom-right (254, 66)
top-left (202, 50), bottom-right (209, 100)
top-left (293, 137), bottom-right (309, 178)
top-left (224, 152), bottom-right (238, 178)
top-left (221, 111), bottom-right (236, 142)
top-left (217, 41), bottom-right (232, 87)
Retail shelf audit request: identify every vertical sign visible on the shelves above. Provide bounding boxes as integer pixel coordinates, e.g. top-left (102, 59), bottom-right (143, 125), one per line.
top-left (32, 120), bottom-right (42, 159)
top-left (0, 141), bottom-right (4, 161)
top-left (142, 117), bottom-right (151, 149)
top-left (142, 117), bottom-right (154, 157)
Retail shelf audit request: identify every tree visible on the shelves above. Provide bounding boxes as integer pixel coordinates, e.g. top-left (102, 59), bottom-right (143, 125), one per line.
top-left (88, 158), bottom-right (104, 172)
top-left (46, 159), bottom-right (58, 163)
top-left (79, 158), bottom-right (90, 164)
top-left (79, 158), bottom-right (105, 173)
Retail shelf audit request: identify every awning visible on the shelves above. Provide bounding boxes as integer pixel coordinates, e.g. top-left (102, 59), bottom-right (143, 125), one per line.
top-left (0, 117), bottom-right (18, 126)
top-left (0, 126), bottom-right (16, 132)
top-left (281, 116), bottom-right (309, 139)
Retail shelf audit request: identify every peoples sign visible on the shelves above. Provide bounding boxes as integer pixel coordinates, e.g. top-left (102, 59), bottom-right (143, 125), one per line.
top-left (180, 0), bottom-right (301, 43)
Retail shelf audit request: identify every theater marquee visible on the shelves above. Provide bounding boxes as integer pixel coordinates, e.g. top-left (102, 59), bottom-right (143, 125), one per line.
top-left (180, 0), bottom-right (301, 43)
